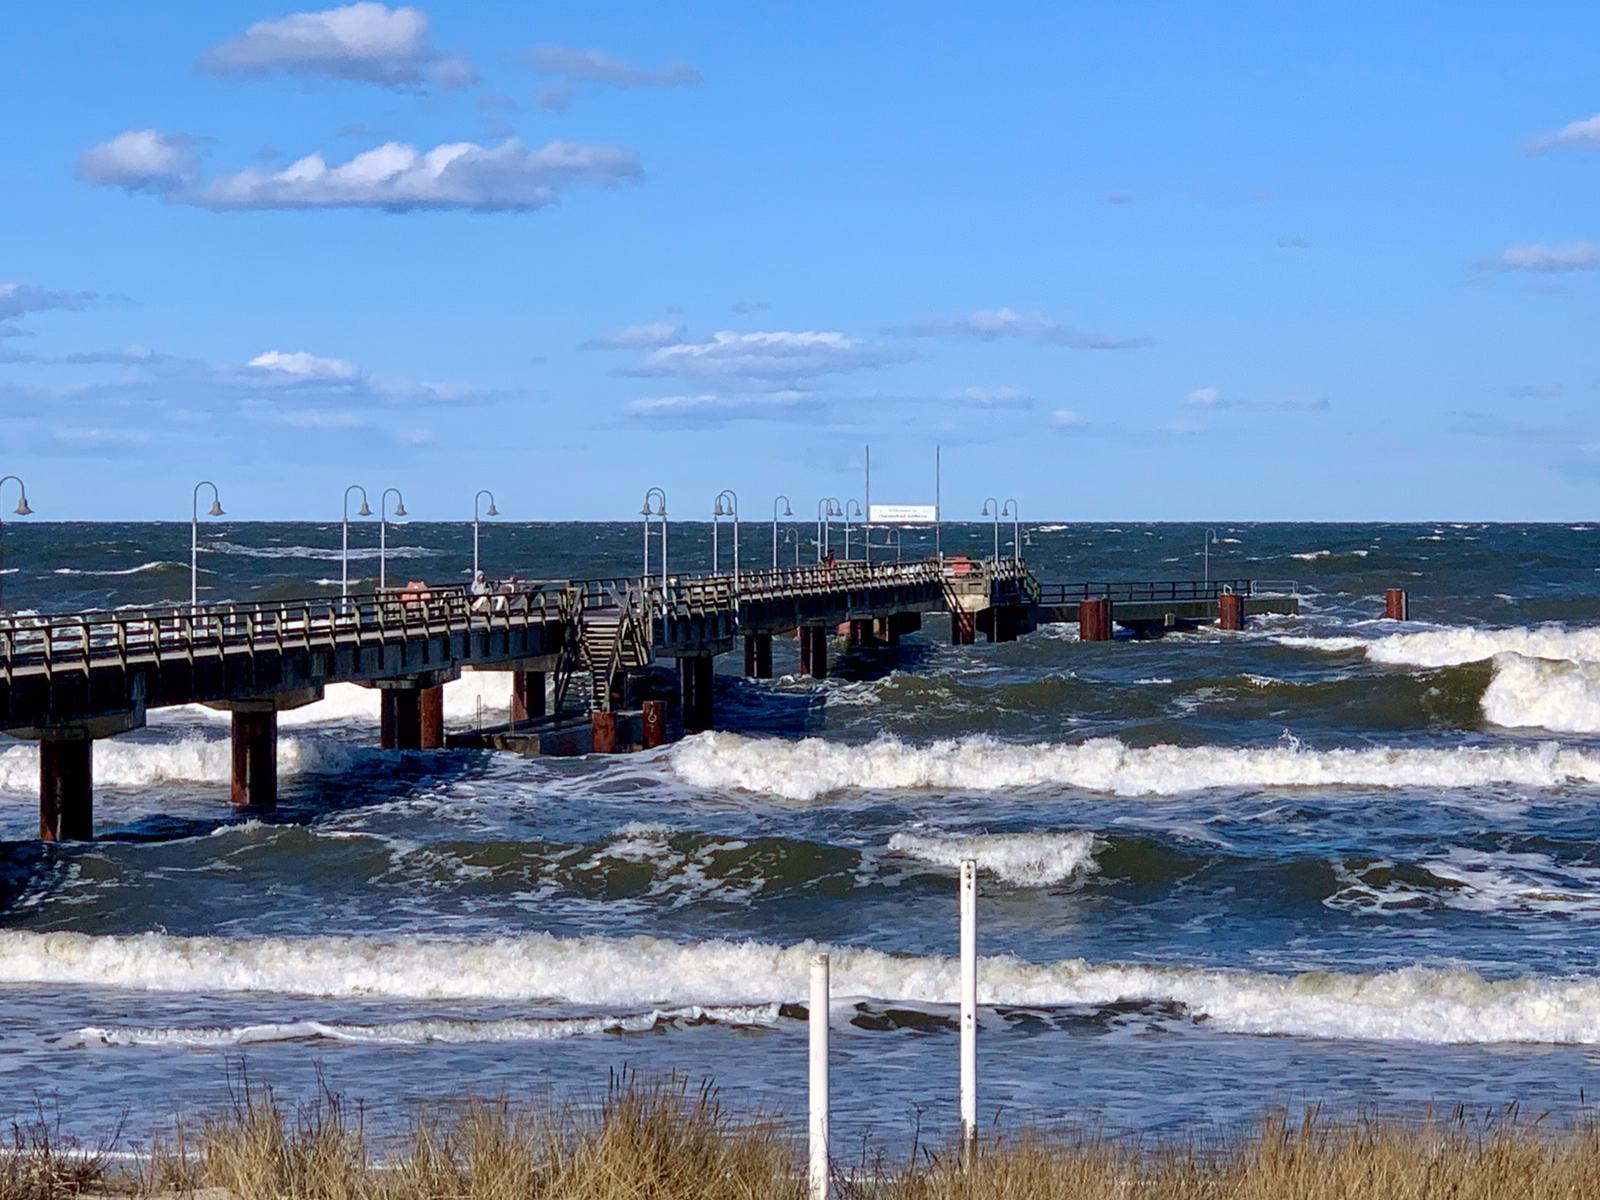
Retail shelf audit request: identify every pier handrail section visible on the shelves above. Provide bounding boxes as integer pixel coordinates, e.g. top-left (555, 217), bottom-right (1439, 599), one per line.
top-left (1033, 579), bottom-right (1255, 605)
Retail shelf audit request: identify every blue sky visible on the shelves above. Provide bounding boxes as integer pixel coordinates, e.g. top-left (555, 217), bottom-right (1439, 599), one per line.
top-left (3, 2), bottom-right (1599, 521)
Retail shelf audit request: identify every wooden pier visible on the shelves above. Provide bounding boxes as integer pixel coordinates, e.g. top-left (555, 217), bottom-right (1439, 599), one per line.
top-left (0, 558), bottom-right (1296, 840)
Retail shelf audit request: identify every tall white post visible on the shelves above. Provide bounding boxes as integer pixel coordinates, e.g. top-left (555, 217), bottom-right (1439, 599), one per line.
top-left (809, 953), bottom-right (831, 1200)
top-left (960, 858), bottom-right (977, 1162)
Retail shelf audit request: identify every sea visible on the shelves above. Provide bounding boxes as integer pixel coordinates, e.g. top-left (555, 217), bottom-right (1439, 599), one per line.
top-left (4, 518), bottom-right (1600, 1144)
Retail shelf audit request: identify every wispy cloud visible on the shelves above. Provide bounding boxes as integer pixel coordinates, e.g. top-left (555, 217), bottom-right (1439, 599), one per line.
top-left (581, 321), bottom-right (686, 350)
top-left (1185, 385), bottom-right (1329, 412)
top-left (530, 46), bottom-right (700, 112)
top-left (621, 330), bottom-right (904, 383)
top-left (1478, 243), bottom-right (1600, 273)
top-left (893, 307), bottom-right (1147, 350)
top-left (1049, 408), bottom-right (1086, 428)
top-left (199, 2), bottom-right (474, 88)
top-left (949, 386), bottom-right (1035, 410)
top-left (248, 349), bottom-right (359, 380)
top-left (78, 130), bottom-right (641, 213)
top-left (1526, 113), bottom-right (1600, 155)
top-left (1275, 235), bottom-right (1310, 249)
top-left (624, 390), bottom-right (820, 425)
top-left (0, 282), bottom-right (98, 322)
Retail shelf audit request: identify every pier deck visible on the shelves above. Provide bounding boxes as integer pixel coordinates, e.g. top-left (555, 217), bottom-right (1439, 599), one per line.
top-left (0, 558), bottom-right (1296, 839)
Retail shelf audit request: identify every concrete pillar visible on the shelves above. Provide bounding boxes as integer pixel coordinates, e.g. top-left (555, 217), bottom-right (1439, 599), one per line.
top-left (230, 711), bottom-right (278, 810)
top-left (591, 711), bottom-right (618, 754)
top-left (951, 610), bottom-right (977, 646)
top-left (848, 619), bottom-right (875, 647)
top-left (744, 632), bottom-right (773, 679)
top-left (1079, 597), bottom-right (1113, 642)
top-left (380, 688), bottom-right (423, 750)
top-left (511, 669), bottom-right (547, 724)
top-left (1385, 588), bottom-right (1409, 620)
top-left (799, 626), bottom-right (829, 679)
top-left (420, 685), bottom-right (445, 749)
top-left (681, 655), bottom-right (715, 733)
top-left (1217, 593), bottom-right (1245, 632)
top-left (642, 700), bottom-right (667, 749)
top-left (39, 736), bottom-right (93, 842)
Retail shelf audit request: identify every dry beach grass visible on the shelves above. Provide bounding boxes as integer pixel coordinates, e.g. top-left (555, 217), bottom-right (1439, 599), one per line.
top-left (5, 1076), bottom-right (1600, 1198)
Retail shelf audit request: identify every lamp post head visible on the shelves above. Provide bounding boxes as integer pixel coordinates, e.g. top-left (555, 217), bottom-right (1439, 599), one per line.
top-left (782, 503), bottom-right (793, 517)
top-left (640, 503), bottom-right (653, 517)
top-left (13, 497), bottom-right (33, 517)
top-left (392, 500), bottom-right (407, 518)
top-left (206, 499), bottom-right (225, 518)
top-left (356, 500), bottom-right (373, 518)
top-left (486, 503), bottom-right (499, 518)
top-left (981, 501), bottom-right (993, 516)
top-left (714, 499), bottom-right (726, 517)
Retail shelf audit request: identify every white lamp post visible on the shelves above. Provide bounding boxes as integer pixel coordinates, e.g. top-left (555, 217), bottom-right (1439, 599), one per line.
top-left (844, 500), bottom-right (863, 561)
top-left (716, 489), bottom-right (740, 589)
top-left (0, 474), bottom-right (34, 612)
top-left (473, 489), bottom-right (499, 580)
top-left (641, 488), bottom-right (668, 592)
top-left (1204, 528), bottom-right (1219, 584)
top-left (342, 484), bottom-right (373, 598)
top-left (772, 495), bottom-right (793, 568)
top-left (1003, 498), bottom-right (1020, 565)
top-left (379, 487), bottom-right (408, 590)
top-left (190, 480), bottom-right (224, 608)
top-left (981, 497), bottom-right (1000, 562)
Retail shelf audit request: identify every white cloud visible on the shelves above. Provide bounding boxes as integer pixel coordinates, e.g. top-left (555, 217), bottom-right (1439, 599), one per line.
top-left (582, 320), bottom-right (686, 349)
top-left (949, 386), bottom-right (1034, 410)
top-left (531, 46), bottom-right (699, 88)
top-left (199, 3), bottom-right (473, 87)
top-left (1184, 385), bottom-right (1329, 412)
top-left (1480, 243), bottom-right (1600, 273)
top-left (249, 349), bottom-right (360, 380)
top-left (1526, 113), bottom-right (1600, 155)
top-left (896, 307), bottom-right (1146, 350)
top-left (79, 132), bottom-right (641, 213)
top-left (625, 391), bottom-right (816, 421)
top-left (1049, 408), bottom-right (1086, 428)
top-left (76, 130), bottom-right (200, 195)
top-left (623, 330), bottom-right (902, 381)
top-left (1185, 386), bottom-right (1222, 407)
top-left (0, 283), bottom-right (97, 321)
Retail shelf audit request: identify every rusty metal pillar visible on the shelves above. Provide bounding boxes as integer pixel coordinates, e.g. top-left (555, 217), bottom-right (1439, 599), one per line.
top-left (419, 685), bottom-right (445, 749)
top-left (848, 619), bottom-right (874, 647)
top-left (591, 711), bottom-right (618, 754)
top-left (511, 670), bottom-right (547, 724)
top-left (39, 736), bottom-right (93, 842)
top-left (642, 700), bottom-right (667, 748)
top-left (951, 610), bottom-right (976, 646)
top-left (681, 655), bottom-right (715, 733)
top-left (1385, 588), bottom-right (1409, 620)
top-left (799, 626), bottom-right (829, 679)
top-left (380, 688), bottom-right (423, 750)
top-left (1079, 597), bottom-right (1113, 642)
top-left (744, 632), bottom-right (773, 679)
top-left (1217, 593), bottom-right (1245, 632)
top-left (229, 711), bottom-right (278, 810)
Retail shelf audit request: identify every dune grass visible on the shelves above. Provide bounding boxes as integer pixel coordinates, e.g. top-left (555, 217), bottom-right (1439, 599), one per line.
top-left (8, 1074), bottom-right (1600, 1198)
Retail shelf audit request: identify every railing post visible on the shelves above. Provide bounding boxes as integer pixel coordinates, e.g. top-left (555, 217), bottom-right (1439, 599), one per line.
top-left (809, 953), bottom-right (830, 1200)
top-left (960, 858), bottom-right (978, 1165)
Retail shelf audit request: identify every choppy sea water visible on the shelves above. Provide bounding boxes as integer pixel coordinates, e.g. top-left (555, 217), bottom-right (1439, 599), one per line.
top-left (5, 520), bottom-right (1600, 1142)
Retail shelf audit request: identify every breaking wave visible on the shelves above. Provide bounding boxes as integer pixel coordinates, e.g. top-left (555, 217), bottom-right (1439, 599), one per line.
top-left (166, 672), bottom-right (516, 728)
top-left (887, 831), bottom-right (1098, 886)
top-left (1283, 624), bottom-right (1600, 669)
top-left (0, 737), bottom-right (366, 793)
top-left (8, 929), bottom-right (1600, 1045)
top-left (669, 732), bottom-right (1600, 800)
top-left (1481, 654), bottom-right (1600, 734)
top-left (67, 1005), bottom-right (782, 1049)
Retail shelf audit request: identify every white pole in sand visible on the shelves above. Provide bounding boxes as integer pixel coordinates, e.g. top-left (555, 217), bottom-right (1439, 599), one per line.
top-left (960, 858), bottom-right (978, 1163)
top-left (809, 953), bottom-right (831, 1200)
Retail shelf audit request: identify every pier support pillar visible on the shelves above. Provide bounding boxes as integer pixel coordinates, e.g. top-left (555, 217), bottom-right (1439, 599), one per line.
top-left (1385, 588), bottom-right (1409, 620)
top-left (642, 700), bottom-right (667, 749)
top-left (39, 735), bottom-right (92, 843)
top-left (799, 626), bottom-right (829, 679)
top-left (380, 687), bottom-right (423, 750)
top-left (1079, 597), bottom-right (1114, 642)
top-left (591, 711), bottom-right (618, 755)
top-left (744, 633), bottom-right (773, 679)
top-left (1217, 593), bottom-right (1245, 632)
top-left (848, 619), bottom-right (876, 647)
top-left (680, 655), bottom-right (715, 733)
top-left (511, 670), bottom-right (547, 724)
top-left (419, 685), bottom-right (445, 749)
top-left (951, 610), bottom-right (976, 646)
top-left (230, 711), bottom-right (278, 810)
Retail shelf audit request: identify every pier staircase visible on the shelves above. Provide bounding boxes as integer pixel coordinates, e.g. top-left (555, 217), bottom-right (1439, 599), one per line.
top-left (575, 587), bottom-right (653, 712)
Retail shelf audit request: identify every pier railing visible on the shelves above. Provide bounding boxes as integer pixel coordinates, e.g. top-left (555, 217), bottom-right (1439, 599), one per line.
top-left (1033, 579), bottom-right (1255, 605)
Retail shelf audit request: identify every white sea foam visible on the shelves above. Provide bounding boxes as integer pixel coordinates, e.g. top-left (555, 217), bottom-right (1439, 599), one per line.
top-left (9, 929), bottom-right (1600, 1045)
top-left (1481, 654), bottom-right (1600, 733)
top-left (1284, 624), bottom-right (1600, 669)
top-left (887, 830), bottom-right (1097, 886)
top-left (51, 561), bottom-right (174, 577)
top-left (0, 737), bottom-right (363, 793)
top-left (211, 542), bottom-right (432, 562)
top-left (669, 732), bottom-right (1600, 800)
top-left (164, 672), bottom-right (517, 728)
top-left (67, 1005), bottom-right (782, 1049)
